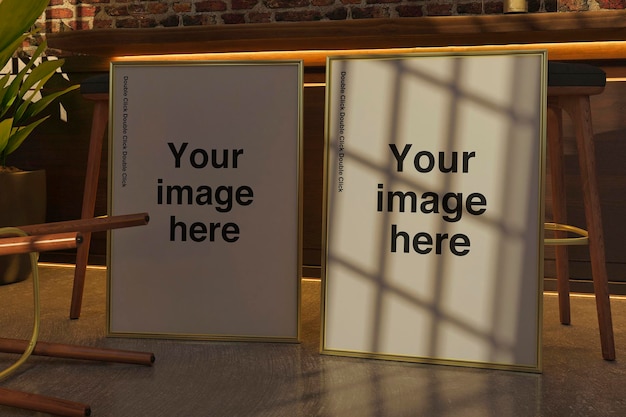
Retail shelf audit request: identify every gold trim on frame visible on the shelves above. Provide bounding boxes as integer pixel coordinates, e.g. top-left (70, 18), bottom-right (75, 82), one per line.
top-left (321, 50), bottom-right (547, 373)
top-left (106, 60), bottom-right (304, 343)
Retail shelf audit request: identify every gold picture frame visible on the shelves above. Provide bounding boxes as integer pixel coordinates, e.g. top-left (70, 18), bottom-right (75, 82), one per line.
top-left (321, 50), bottom-right (547, 372)
top-left (107, 60), bottom-right (303, 343)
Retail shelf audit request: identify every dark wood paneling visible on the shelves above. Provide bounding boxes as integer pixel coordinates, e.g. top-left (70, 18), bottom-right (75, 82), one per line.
top-left (302, 86), bottom-right (325, 270)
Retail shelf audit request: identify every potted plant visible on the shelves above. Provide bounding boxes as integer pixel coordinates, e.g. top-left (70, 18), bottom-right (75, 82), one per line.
top-left (0, 0), bottom-right (79, 284)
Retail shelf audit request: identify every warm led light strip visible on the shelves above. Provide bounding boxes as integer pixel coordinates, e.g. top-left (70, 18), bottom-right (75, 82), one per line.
top-left (544, 291), bottom-right (626, 300)
top-left (113, 41), bottom-right (626, 65)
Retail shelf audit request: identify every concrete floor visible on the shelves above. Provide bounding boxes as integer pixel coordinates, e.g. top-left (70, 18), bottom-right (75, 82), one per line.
top-left (0, 264), bottom-right (624, 417)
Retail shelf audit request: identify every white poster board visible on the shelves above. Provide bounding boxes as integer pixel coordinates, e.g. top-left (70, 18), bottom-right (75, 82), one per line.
top-left (322, 51), bottom-right (546, 372)
top-left (108, 61), bottom-right (302, 342)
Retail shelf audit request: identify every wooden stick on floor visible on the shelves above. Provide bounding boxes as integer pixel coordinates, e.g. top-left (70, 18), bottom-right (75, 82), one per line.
top-left (0, 338), bottom-right (155, 366)
top-left (0, 388), bottom-right (90, 417)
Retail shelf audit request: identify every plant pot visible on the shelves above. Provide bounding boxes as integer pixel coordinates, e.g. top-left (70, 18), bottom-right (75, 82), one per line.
top-left (0, 169), bottom-right (46, 285)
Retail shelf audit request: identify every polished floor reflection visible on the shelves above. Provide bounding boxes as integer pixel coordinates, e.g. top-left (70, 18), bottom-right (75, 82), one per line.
top-left (0, 264), bottom-right (624, 416)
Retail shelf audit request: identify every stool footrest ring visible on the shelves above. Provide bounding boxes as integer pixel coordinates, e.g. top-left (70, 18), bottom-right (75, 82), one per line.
top-left (544, 222), bottom-right (589, 246)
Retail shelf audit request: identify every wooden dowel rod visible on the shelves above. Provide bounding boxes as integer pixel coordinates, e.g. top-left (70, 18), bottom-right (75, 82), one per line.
top-left (0, 387), bottom-right (90, 417)
top-left (0, 338), bottom-right (155, 366)
top-left (17, 213), bottom-right (150, 236)
top-left (0, 233), bottom-right (81, 256)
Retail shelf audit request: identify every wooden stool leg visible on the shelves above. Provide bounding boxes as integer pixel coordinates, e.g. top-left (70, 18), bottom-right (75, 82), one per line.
top-left (547, 103), bottom-right (571, 325)
top-left (561, 95), bottom-right (616, 361)
top-left (70, 97), bottom-right (108, 319)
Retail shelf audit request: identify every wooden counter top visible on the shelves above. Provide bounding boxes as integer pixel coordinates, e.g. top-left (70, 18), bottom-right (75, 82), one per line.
top-left (48, 11), bottom-right (626, 59)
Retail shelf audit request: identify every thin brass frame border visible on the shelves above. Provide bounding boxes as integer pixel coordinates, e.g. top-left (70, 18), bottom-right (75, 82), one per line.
top-left (106, 59), bottom-right (304, 343)
top-left (320, 49), bottom-right (547, 373)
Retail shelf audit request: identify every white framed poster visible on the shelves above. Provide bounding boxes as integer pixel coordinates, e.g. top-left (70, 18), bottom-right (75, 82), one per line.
top-left (108, 61), bottom-right (302, 342)
top-left (322, 51), bottom-right (546, 372)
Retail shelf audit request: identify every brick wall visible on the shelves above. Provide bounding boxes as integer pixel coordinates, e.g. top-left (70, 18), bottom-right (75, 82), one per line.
top-left (42, 0), bottom-right (625, 32)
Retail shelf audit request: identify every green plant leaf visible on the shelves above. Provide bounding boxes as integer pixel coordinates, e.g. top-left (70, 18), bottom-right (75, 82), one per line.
top-left (0, 48), bottom-right (55, 120)
top-left (13, 62), bottom-right (69, 123)
top-left (0, 71), bottom-right (24, 118)
top-left (0, 33), bottom-right (29, 74)
top-left (19, 60), bottom-right (64, 98)
top-left (0, 53), bottom-right (37, 116)
top-left (9, 43), bottom-right (45, 99)
top-left (0, 0), bottom-right (78, 167)
top-left (0, 73), bottom-right (10, 89)
top-left (0, 73), bottom-right (13, 110)
top-left (3, 116), bottom-right (49, 156)
top-left (19, 84), bottom-right (80, 122)
top-left (0, 118), bottom-right (13, 156)
top-left (18, 43), bottom-right (55, 96)
top-left (0, 0), bottom-right (49, 57)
